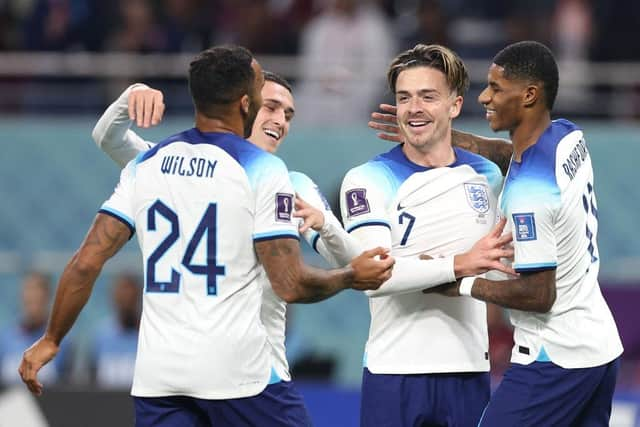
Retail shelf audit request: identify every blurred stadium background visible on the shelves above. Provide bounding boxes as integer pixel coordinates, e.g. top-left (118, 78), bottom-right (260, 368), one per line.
top-left (0, 0), bottom-right (639, 425)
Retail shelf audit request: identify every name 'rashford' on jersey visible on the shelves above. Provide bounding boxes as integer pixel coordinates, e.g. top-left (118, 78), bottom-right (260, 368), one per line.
top-left (100, 129), bottom-right (299, 399)
top-left (341, 145), bottom-right (502, 374)
top-left (500, 119), bottom-right (622, 368)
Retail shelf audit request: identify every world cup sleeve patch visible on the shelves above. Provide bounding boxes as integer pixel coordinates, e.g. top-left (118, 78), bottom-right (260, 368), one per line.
top-left (345, 188), bottom-right (370, 217)
top-left (276, 193), bottom-right (293, 222)
top-left (512, 213), bottom-right (537, 241)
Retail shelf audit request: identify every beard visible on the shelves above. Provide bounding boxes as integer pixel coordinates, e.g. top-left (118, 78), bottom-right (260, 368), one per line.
top-left (243, 98), bottom-right (260, 138)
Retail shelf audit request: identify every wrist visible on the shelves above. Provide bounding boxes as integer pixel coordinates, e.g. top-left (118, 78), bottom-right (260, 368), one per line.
top-left (343, 264), bottom-right (356, 289)
top-left (44, 332), bottom-right (62, 347)
top-left (459, 276), bottom-right (476, 297)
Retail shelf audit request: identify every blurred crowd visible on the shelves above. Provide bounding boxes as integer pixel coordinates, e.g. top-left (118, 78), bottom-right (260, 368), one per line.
top-left (0, 0), bottom-right (638, 61)
top-left (1, 0), bottom-right (639, 119)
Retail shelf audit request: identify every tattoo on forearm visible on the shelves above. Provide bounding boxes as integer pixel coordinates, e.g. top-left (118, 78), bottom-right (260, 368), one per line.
top-left (451, 130), bottom-right (513, 175)
top-left (255, 238), bottom-right (348, 303)
top-left (84, 215), bottom-right (130, 258)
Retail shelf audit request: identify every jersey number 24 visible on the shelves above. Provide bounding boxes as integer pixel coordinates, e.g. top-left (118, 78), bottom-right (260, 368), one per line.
top-left (146, 200), bottom-right (226, 295)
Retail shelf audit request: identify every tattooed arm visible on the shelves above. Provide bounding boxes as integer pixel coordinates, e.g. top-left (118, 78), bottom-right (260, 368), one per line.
top-left (430, 269), bottom-right (556, 313)
top-left (20, 214), bottom-right (130, 395)
top-left (451, 129), bottom-right (513, 175)
top-left (255, 238), bottom-right (394, 304)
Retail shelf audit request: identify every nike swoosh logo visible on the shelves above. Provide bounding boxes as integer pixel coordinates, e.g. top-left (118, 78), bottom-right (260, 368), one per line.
top-left (397, 202), bottom-right (405, 210)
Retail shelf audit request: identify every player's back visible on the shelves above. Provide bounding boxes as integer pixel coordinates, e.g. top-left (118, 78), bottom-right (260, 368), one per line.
top-left (101, 128), bottom-right (297, 399)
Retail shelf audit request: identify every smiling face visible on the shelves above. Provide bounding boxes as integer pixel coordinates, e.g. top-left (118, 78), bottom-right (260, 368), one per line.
top-left (478, 63), bottom-right (528, 133)
top-left (248, 80), bottom-right (295, 153)
top-left (395, 66), bottom-right (462, 152)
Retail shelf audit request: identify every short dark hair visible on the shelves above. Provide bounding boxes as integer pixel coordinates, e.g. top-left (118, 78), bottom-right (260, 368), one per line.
top-left (188, 45), bottom-right (255, 114)
top-left (387, 44), bottom-right (469, 96)
top-left (263, 71), bottom-right (293, 94)
top-left (493, 41), bottom-right (559, 110)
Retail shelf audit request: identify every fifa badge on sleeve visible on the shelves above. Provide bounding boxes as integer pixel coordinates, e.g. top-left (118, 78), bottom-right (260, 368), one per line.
top-left (346, 188), bottom-right (370, 217)
top-left (276, 193), bottom-right (293, 222)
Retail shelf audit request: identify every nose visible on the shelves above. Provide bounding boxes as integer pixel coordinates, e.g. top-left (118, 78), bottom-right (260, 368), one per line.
top-left (272, 109), bottom-right (285, 127)
top-left (408, 96), bottom-right (423, 114)
top-left (478, 87), bottom-right (490, 106)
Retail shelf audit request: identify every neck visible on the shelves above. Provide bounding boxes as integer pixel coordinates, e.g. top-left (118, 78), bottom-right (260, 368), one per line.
top-left (194, 111), bottom-right (244, 137)
top-left (402, 133), bottom-right (456, 168)
top-left (510, 110), bottom-right (551, 162)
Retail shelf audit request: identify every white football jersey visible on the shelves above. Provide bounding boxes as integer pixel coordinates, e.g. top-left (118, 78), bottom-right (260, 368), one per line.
top-left (341, 145), bottom-right (503, 374)
top-left (500, 119), bottom-right (623, 368)
top-left (101, 129), bottom-right (299, 399)
top-left (92, 85), bottom-right (345, 385)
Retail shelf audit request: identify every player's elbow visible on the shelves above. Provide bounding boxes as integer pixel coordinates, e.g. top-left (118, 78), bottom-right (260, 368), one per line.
top-left (69, 252), bottom-right (103, 278)
top-left (91, 125), bottom-right (104, 148)
top-left (278, 288), bottom-right (302, 304)
top-left (533, 287), bottom-right (556, 313)
top-left (269, 280), bottom-right (303, 304)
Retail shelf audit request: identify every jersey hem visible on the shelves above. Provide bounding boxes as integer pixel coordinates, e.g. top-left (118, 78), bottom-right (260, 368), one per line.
top-left (510, 346), bottom-right (623, 369)
top-left (364, 362), bottom-right (490, 375)
top-left (131, 381), bottom-right (269, 400)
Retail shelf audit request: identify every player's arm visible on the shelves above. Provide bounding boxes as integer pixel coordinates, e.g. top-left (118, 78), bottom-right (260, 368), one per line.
top-left (340, 170), bottom-right (514, 298)
top-left (91, 83), bottom-right (162, 168)
top-left (368, 104), bottom-right (513, 175)
top-left (430, 269), bottom-right (556, 313)
top-left (19, 213), bottom-right (131, 395)
top-left (294, 195), bottom-right (362, 267)
top-left (432, 194), bottom-right (558, 312)
top-left (255, 239), bottom-right (394, 304)
top-left (451, 129), bottom-right (513, 176)
top-left (351, 219), bottom-right (514, 298)
top-left (469, 270), bottom-right (555, 312)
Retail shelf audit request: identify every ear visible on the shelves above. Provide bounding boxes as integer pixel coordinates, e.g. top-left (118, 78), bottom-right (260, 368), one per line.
top-left (523, 84), bottom-right (539, 108)
top-left (240, 94), bottom-right (250, 115)
top-left (450, 95), bottom-right (464, 119)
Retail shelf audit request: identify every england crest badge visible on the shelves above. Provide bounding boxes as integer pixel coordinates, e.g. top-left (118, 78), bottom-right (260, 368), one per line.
top-left (464, 183), bottom-right (490, 213)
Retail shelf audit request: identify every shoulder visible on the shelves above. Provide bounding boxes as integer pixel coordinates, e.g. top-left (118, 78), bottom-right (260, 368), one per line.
top-left (343, 159), bottom-right (396, 192)
top-left (344, 146), bottom-right (404, 186)
top-left (288, 170), bottom-right (315, 189)
top-left (526, 119), bottom-right (583, 186)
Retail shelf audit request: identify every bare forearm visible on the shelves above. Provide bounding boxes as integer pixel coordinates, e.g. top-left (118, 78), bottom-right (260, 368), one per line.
top-left (47, 213), bottom-right (130, 343)
top-left (471, 271), bottom-right (556, 313)
top-left (256, 238), bottom-right (352, 303)
top-left (46, 255), bottom-right (101, 344)
top-left (296, 264), bottom-right (354, 303)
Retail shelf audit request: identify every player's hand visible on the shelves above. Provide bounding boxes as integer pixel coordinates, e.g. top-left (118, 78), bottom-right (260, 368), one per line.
top-left (453, 218), bottom-right (515, 277)
top-left (368, 104), bottom-right (403, 143)
top-left (293, 195), bottom-right (325, 233)
top-left (19, 336), bottom-right (59, 396)
top-left (349, 247), bottom-right (395, 291)
top-left (129, 86), bottom-right (165, 128)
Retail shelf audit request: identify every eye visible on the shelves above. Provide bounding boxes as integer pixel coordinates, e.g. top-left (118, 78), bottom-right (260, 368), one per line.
top-left (397, 95), bottom-right (409, 103)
